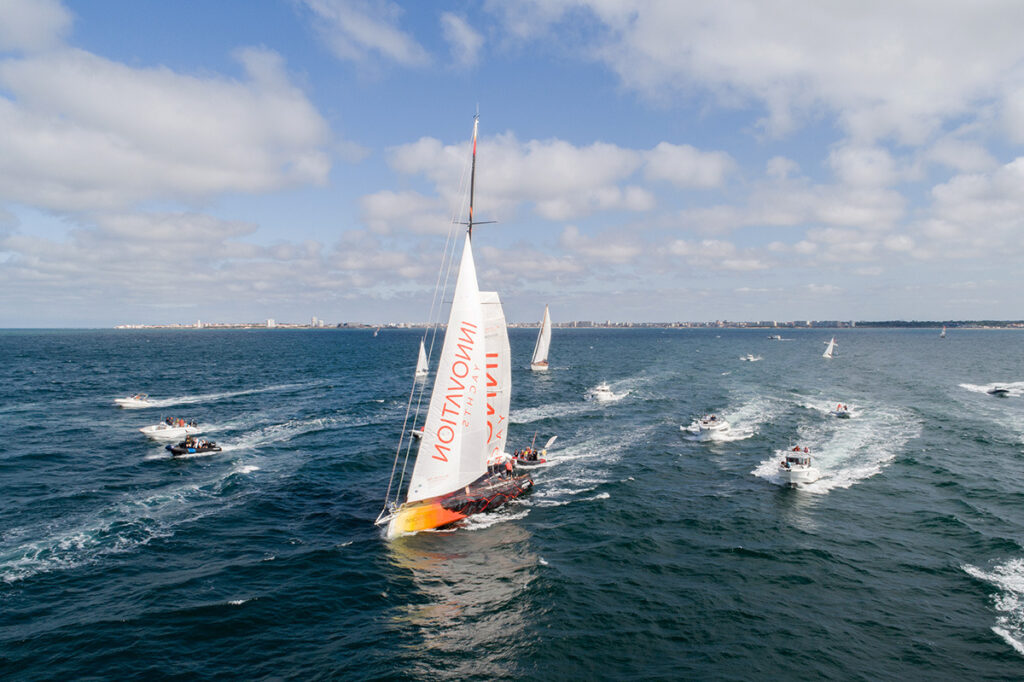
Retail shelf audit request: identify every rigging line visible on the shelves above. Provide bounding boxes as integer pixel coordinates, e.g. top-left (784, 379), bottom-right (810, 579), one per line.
top-left (380, 122), bottom-right (476, 514)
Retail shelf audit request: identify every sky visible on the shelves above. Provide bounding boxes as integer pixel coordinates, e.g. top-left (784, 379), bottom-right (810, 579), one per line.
top-left (2, 0), bottom-right (1024, 327)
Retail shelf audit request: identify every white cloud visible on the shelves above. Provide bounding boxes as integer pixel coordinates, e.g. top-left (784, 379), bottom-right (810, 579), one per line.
top-left (301, 0), bottom-right (430, 66)
top-left (360, 190), bottom-right (449, 234)
top-left (491, 1), bottom-right (1024, 144)
top-left (560, 224), bottom-right (640, 264)
top-left (0, 0), bottom-right (71, 52)
top-left (924, 135), bottom-right (998, 173)
top-left (0, 47), bottom-right (331, 211)
top-left (441, 12), bottom-right (483, 68)
top-left (668, 238), bottom-right (766, 270)
top-left (643, 142), bottom-right (734, 188)
top-left (827, 145), bottom-right (898, 187)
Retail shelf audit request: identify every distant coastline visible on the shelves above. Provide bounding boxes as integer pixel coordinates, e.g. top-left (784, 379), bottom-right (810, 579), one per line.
top-left (110, 320), bottom-right (1024, 331)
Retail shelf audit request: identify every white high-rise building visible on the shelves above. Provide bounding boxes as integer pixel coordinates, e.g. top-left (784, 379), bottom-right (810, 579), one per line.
top-left (267, 318), bottom-right (276, 328)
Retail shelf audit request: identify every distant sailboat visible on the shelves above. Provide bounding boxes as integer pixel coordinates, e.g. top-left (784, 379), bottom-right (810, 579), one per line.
top-left (940, 326), bottom-right (946, 338)
top-left (375, 115), bottom-right (532, 539)
top-left (823, 337), bottom-right (837, 359)
top-left (530, 304), bottom-right (552, 371)
top-left (373, 327), bottom-right (380, 337)
top-left (414, 339), bottom-right (428, 379)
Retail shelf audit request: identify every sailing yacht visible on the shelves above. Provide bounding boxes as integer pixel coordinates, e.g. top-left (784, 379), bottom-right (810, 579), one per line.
top-left (414, 339), bottom-right (428, 379)
top-left (530, 305), bottom-right (552, 371)
top-left (823, 337), bottom-right (837, 359)
top-left (940, 326), bottom-right (946, 338)
top-left (376, 116), bottom-right (532, 539)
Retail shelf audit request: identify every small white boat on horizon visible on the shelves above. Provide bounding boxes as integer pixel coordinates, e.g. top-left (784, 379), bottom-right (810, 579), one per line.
top-left (779, 448), bottom-right (820, 486)
top-left (115, 393), bottom-right (153, 409)
top-left (768, 334), bottom-right (782, 340)
top-left (940, 325), bottom-right (946, 338)
top-left (530, 304), bottom-right (552, 371)
top-left (741, 354), bottom-right (762, 362)
top-left (414, 339), bottom-right (429, 379)
top-left (823, 337), bottom-right (837, 359)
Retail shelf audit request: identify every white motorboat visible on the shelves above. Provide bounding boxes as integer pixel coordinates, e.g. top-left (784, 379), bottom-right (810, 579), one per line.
top-left (768, 334), bottom-right (782, 340)
top-left (778, 449), bottom-right (820, 486)
top-left (587, 382), bottom-right (617, 402)
top-left (140, 421), bottom-right (201, 440)
top-left (741, 354), bottom-right (762, 362)
top-left (692, 414), bottom-right (730, 438)
top-left (115, 393), bottom-right (153, 408)
top-left (830, 403), bottom-right (851, 418)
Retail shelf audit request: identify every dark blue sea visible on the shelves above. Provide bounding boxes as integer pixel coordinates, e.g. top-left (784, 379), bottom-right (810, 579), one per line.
top-left (2, 327), bottom-right (1024, 679)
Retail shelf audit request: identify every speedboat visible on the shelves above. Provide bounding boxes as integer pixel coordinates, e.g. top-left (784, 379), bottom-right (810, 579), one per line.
top-left (778, 449), bottom-right (820, 486)
top-left (166, 438), bottom-right (221, 456)
top-left (768, 334), bottom-right (782, 340)
top-left (988, 386), bottom-right (1011, 397)
top-left (692, 414), bottom-right (730, 439)
top-left (741, 354), bottom-right (762, 362)
top-left (140, 420), bottom-right (201, 440)
top-left (115, 393), bottom-right (153, 408)
top-left (512, 436), bottom-right (556, 467)
top-left (830, 403), bottom-right (851, 419)
top-left (587, 382), bottom-right (616, 402)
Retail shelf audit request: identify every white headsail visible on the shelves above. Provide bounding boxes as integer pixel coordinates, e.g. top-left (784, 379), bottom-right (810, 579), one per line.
top-left (481, 291), bottom-right (511, 460)
top-left (530, 304), bottom-right (551, 371)
top-left (823, 337), bottom-right (837, 359)
top-left (406, 236), bottom-right (487, 504)
top-left (415, 339), bottom-right (428, 378)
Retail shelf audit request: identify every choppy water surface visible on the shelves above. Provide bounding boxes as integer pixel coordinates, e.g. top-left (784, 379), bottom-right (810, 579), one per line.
top-left (2, 328), bottom-right (1023, 678)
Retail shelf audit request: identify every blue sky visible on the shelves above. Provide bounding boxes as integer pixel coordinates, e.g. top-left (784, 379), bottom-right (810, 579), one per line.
top-left (2, 0), bottom-right (1024, 327)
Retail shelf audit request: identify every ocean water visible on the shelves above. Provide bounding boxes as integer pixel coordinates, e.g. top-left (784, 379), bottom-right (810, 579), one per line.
top-left (2, 327), bottom-right (1024, 679)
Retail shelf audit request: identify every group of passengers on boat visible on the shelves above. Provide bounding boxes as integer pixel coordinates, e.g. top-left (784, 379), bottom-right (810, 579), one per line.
top-left (164, 417), bottom-right (198, 428)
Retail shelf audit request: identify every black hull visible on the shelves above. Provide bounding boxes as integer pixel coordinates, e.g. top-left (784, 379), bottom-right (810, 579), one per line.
top-left (166, 444), bottom-right (222, 456)
top-left (439, 471), bottom-right (533, 518)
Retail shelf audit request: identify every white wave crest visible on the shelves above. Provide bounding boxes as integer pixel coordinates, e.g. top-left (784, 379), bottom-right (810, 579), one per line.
top-left (964, 558), bottom-right (1024, 657)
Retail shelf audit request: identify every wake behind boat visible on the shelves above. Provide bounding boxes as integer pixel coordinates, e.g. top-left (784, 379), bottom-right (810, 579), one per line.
top-left (778, 447), bottom-right (820, 486)
top-left (140, 417), bottom-right (201, 440)
top-left (115, 393), bottom-right (152, 408)
top-left (375, 115), bottom-right (532, 539)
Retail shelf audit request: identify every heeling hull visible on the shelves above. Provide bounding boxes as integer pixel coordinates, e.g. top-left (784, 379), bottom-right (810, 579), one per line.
top-left (530, 361), bottom-right (549, 371)
top-left (386, 472), bottom-right (533, 538)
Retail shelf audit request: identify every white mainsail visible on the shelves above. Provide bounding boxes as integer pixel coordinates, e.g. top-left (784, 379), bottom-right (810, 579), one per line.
top-left (940, 326), bottom-right (946, 338)
top-left (530, 304), bottom-right (552, 371)
top-left (415, 339), bottom-right (428, 378)
top-left (481, 291), bottom-right (511, 460)
top-left (406, 236), bottom-right (488, 504)
top-left (823, 337), bottom-right (836, 359)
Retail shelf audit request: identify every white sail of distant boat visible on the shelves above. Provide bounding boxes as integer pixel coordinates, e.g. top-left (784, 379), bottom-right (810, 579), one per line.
top-left (414, 339), bottom-right (428, 378)
top-left (375, 114), bottom-right (531, 539)
top-left (530, 304), bottom-right (551, 371)
top-left (940, 325), bottom-right (946, 338)
top-left (823, 336), bottom-right (837, 359)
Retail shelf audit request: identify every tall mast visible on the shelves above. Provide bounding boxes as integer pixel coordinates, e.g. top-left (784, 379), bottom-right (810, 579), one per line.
top-left (468, 114), bottom-right (479, 240)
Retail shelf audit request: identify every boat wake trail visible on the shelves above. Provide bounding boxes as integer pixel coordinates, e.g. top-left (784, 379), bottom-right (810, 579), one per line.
top-left (680, 395), bottom-right (788, 442)
top-left (133, 381), bottom-right (325, 409)
top-left (219, 415), bottom-right (340, 452)
top-left (0, 477), bottom-right (246, 584)
top-left (964, 558), bottom-right (1024, 657)
top-left (960, 381), bottom-right (1024, 397)
top-left (751, 403), bottom-right (920, 493)
top-left (512, 401), bottom-right (595, 424)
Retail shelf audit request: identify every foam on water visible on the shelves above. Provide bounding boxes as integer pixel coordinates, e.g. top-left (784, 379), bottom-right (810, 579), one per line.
top-left (959, 381), bottom-right (1024, 397)
top-left (116, 381), bottom-right (325, 410)
top-left (963, 558), bottom-right (1024, 657)
top-left (751, 402), bottom-right (920, 493)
